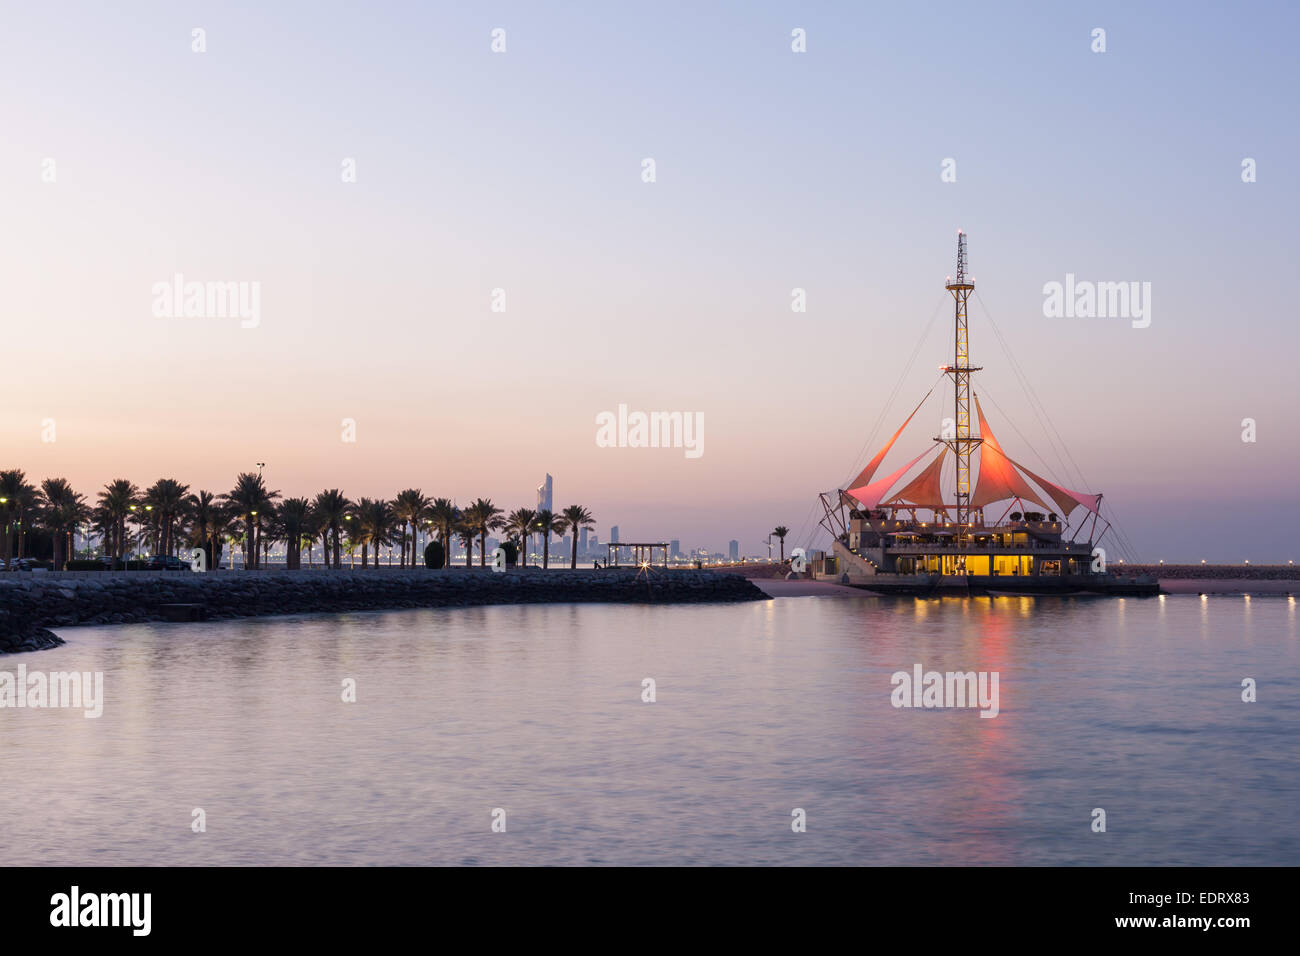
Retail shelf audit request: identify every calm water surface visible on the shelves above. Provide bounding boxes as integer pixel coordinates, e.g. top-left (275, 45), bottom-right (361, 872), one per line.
top-left (4, 593), bottom-right (1297, 865)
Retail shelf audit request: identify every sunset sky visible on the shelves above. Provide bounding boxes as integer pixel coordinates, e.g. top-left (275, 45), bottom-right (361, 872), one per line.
top-left (2, 1), bottom-right (1296, 561)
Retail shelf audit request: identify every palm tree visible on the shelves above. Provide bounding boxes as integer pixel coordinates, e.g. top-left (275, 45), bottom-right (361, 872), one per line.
top-left (223, 473), bottom-right (281, 569)
top-left (187, 490), bottom-right (227, 570)
top-left (278, 498), bottom-right (311, 570)
top-left (39, 478), bottom-right (89, 570)
top-left (312, 489), bottom-right (351, 569)
top-left (557, 505), bottom-right (596, 569)
top-left (464, 498), bottom-right (505, 567)
top-left (504, 508), bottom-right (536, 568)
top-left (96, 478), bottom-right (139, 565)
top-left (772, 526), bottom-right (790, 562)
top-left (260, 509), bottom-right (284, 567)
top-left (144, 478), bottom-right (191, 557)
top-left (392, 489), bottom-right (431, 567)
top-left (137, 503), bottom-right (160, 555)
top-left (303, 503), bottom-right (325, 567)
top-left (0, 469), bottom-right (25, 568)
top-left (533, 509), bottom-right (563, 569)
top-left (0, 470), bottom-right (39, 563)
top-left (455, 515), bottom-right (477, 568)
top-left (352, 497), bottom-right (396, 568)
top-left (427, 497), bottom-right (459, 569)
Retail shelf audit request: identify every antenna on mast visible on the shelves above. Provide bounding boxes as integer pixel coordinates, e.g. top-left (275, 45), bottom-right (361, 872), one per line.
top-left (943, 230), bottom-right (982, 565)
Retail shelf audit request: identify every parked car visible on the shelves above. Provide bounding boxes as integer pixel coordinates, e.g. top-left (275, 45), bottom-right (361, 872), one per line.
top-left (2, 557), bottom-right (38, 572)
top-left (143, 554), bottom-right (190, 571)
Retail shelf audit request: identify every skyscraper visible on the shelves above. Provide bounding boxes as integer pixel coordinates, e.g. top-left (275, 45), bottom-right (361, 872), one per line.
top-left (610, 525), bottom-right (619, 543)
top-left (729, 540), bottom-right (739, 561)
top-left (670, 539), bottom-right (680, 559)
top-left (580, 526), bottom-right (589, 556)
top-left (536, 474), bottom-right (553, 513)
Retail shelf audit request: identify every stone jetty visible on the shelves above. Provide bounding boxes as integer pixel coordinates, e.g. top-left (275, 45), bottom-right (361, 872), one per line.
top-left (0, 568), bottom-right (767, 654)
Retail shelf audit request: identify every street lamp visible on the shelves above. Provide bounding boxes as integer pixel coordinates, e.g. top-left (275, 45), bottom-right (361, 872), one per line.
top-left (129, 504), bottom-right (139, 567)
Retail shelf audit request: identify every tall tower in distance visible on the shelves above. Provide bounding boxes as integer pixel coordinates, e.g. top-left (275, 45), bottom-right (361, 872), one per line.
top-left (610, 525), bottom-right (619, 544)
top-left (943, 231), bottom-right (981, 559)
top-left (536, 474), bottom-right (553, 514)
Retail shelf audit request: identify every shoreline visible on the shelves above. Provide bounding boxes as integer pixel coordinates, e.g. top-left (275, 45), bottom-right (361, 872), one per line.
top-left (750, 577), bottom-right (1297, 598)
top-left (0, 568), bottom-right (766, 654)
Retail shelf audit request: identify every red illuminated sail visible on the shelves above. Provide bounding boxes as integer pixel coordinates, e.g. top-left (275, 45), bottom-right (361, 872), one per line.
top-left (884, 446), bottom-right (949, 509)
top-left (971, 396), bottom-right (1051, 510)
top-left (848, 446), bottom-right (937, 511)
top-left (844, 390), bottom-right (933, 492)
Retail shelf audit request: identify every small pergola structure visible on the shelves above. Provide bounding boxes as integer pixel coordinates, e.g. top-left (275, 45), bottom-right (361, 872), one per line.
top-left (607, 542), bottom-right (670, 568)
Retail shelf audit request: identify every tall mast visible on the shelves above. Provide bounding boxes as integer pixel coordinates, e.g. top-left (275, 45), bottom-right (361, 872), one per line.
top-left (944, 231), bottom-right (981, 565)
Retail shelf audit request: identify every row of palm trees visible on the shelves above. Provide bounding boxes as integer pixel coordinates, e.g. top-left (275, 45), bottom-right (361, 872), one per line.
top-left (1, 468), bottom-right (598, 572)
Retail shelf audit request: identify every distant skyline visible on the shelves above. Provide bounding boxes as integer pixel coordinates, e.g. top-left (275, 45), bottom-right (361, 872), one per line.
top-left (2, 2), bottom-right (1297, 561)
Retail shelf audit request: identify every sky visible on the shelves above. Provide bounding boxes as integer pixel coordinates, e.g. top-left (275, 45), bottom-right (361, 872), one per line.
top-left (1, 1), bottom-right (1297, 561)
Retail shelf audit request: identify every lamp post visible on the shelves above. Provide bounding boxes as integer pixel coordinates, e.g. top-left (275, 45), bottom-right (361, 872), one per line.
top-left (129, 505), bottom-right (138, 568)
top-left (0, 496), bottom-right (7, 570)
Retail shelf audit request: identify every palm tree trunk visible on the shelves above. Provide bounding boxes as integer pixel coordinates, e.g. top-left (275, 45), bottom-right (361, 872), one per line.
top-left (542, 533), bottom-right (549, 569)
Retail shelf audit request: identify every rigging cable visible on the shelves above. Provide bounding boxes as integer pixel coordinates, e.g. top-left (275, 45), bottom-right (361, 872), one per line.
top-left (973, 291), bottom-right (1142, 562)
top-left (794, 292), bottom-right (948, 552)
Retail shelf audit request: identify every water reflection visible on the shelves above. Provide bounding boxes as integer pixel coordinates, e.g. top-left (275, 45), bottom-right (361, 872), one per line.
top-left (2, 594), bottom-right (1294, 865)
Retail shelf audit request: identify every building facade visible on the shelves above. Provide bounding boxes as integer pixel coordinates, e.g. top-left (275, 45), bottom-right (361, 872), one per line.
top-left (536, 474), bottom-right (553, 514)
